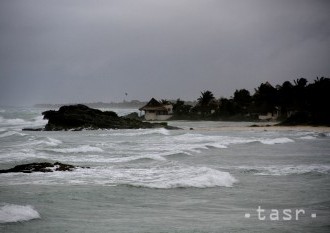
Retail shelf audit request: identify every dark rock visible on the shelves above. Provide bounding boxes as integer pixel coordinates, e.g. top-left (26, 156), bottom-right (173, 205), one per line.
top-left (37, 104), bottom-right (179, 131)
top-left (164, 125), bottom-right (182, 130)
top-left (0, 162), bottom-right (78, 173)
top-left (123, 112), bottom-right (143, 120)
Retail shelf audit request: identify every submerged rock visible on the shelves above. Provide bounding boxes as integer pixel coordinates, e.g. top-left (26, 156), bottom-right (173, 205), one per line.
top-left (0, 162), bottom-right (79, 173)
top-left (123, 112), bottom-right (143, 120)
top-left (25, 104), bottom-right (179, 131)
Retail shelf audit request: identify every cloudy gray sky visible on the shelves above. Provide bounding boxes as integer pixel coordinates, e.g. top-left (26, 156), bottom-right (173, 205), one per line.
top-left (0, 0), bottom-right (329, 106)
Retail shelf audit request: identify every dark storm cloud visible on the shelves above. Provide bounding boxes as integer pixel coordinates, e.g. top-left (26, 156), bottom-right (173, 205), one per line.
top-left (0, 0), bottom-right (330, 105)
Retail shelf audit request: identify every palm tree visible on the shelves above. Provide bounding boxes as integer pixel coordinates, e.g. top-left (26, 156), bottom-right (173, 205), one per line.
top-left (197, 91), bottom-right (216, 116)
top-left (161, 99), bottom-right (171, 105)
top-left (197, 90), bottom-right (215, 106)
top-left (293, 78), bottom-right (307, 88)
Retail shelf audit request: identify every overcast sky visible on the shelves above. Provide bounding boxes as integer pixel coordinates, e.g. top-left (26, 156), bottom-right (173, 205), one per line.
top-left (0, 0), bottom-right (329, 106)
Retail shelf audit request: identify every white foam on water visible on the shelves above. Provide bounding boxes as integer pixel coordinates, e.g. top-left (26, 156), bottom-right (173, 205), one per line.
top-left (260, 137), bottom-right (294, 145)
top-left (0, 116), bottom-right (27, 125)
top-left (172, 133), bottom-right (294, 151)
top-left (48, 145), bottom-right (104, 153)
top-left (29, 115), bottom-right (47, 127)
top-left (238, 164), bottom-right (330, 176)
top-left (102, 128), bottom-right (170, 137)
top-left (0, 131), bottom-right (27, 138)
top-left (25, 137), bottom-right (63, 147)
top-left (107, 154), bottom-right (167, 163)
top-left (128, 167), bottom-right (237, 189)
top-left (0, 203), bottom-right (40, 223)
top-left (2, 163), bottom-right (237, 189)
top-left (18, 164), bottom-right (236, 188)
top-left (0, 149), bottom-right (48, 163)
top-left (299, 135), bottom-right (317, 140)
top-left (325, 132), bottom-right (330, 136)
top-left (44, 137), bottom-right (62, 146)
top-left (56, 153), bottom-right (167, 163)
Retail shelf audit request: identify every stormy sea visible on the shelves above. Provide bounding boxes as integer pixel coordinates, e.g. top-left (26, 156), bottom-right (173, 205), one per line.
top-left (0, 107), bottom-right (329, 233)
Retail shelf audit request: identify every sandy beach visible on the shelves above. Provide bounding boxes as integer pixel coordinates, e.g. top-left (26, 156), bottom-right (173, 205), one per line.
top-left (169, 120), bottom-right (330, 133)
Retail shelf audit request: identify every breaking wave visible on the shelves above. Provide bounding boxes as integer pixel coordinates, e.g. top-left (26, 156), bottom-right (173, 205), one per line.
top-left (172, 134), bottom-right (294, 151)
top-left (47, 145), bottom-right (104, 153)
top-left (100, 128), bottom-right (170, 137)
top-left (0, 203), bottom-right (40, 223)
top-left (126, 167), bottom-right (237, 189)
top-left (0, 131), bottom-right (27, 138)
top-left (259, 137), bottom-right (294, 145)
top-left (26, 137), bottom-right (62, 147)
top-left (0, 116), bottom-right (27, 125)
top-left (2, 163), bottom-right (237, 189)
top-left (299, 135), bottom-right (317, 140)
top-left (238, 164), bottom-right (330, 176)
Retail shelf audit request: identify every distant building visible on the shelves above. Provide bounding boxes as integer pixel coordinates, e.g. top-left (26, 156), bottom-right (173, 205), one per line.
top-left (258, 108), bottom-right (280, 121)
top-left (139, 98), bottom-right (173, 121)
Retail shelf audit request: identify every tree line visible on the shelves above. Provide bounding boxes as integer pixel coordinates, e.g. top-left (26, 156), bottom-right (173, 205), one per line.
top-left (167, 77), bottom-right (330, 125)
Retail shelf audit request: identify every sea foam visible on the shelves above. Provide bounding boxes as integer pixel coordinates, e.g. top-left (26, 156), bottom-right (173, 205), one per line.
top-left (0, 203), bottom-right (40, 223)
top-left (0, 116), bottom-right (27, 125)
top-left (239, 164), bottom-right (330, 176)
top-left (103, 128), bottom-right (170, 137)
top-left (5, 163), bottom-right (238, 189)
top-left (259, 137), bottom-right (294, 145)
top-left (299, 135), bottom-right (317, 140)
top-left (0, 131), bottom-right (27, 138)
top-left (48, 145), bottom-right (104, 153)
top-left (111, 165), bottom-right (238, 189)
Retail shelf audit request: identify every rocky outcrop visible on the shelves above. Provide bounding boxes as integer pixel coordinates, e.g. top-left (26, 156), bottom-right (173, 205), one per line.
top-left (123, 112), bottom-right (144, 120)
top-left (26, 104), bottom-right (179, 131)
top-left (0, 162), bottom-right (81, 173)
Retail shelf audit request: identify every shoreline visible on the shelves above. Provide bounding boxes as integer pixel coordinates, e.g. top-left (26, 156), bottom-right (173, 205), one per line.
top-left (196, 126), bottom-right (330, 133)
top-left (168, 121), bottom-right (330, 133)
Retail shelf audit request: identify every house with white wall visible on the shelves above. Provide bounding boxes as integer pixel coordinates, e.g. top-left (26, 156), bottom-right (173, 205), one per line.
top-left (139, 98), bottom-right (173, 121)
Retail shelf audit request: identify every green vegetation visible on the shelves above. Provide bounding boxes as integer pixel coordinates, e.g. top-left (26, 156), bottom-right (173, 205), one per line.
top-left (170, 77), bottom-right (330, 126)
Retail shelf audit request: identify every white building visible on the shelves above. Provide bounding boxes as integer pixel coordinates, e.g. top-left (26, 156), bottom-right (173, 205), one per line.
top-left (139, 98), bottom-right (173, 121)
top-left (258, 110), bottom-right (279, 121)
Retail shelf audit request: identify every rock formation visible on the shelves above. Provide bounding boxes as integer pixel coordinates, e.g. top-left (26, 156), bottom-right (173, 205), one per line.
top-left (0, 162), bottom-right (81, 173)
top-left (23, 104), bottom-right (179, 131)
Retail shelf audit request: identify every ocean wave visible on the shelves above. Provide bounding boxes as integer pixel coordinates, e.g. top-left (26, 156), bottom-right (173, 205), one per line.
top-left (0, 131), bottom-right (27, 138)
top-left (173, 134), bottom-right (294, 150)
top-left (319, 132), bottom-right (330, 137)
top-left (0, 116), bottom-right (28, 125)
top-left (259, 137), bottom-right (294, 145)
top-left (100, 128), bottom-right (170, 137)
top-left (0, 151), bottom-right (44, 163)
top-left (299, 135), bottom-right (317, 140)
top-left (2, 164), bottom-right (237, 189)
top-left (55, 154), bottom-right (167, 163)
top-left (0, 203), bottom-right (40, 223)
top-left (238, 165), bottom-right (330, 176)
top-left (29, 115), bottom-right (47, 127)
top-left (108, 154), bottom-right (167, 163)
top-left (293, 131), bottom-right (329, 139)
top-left (47, 145), bottom-right (104, 153)
top-left (123, 166), bottom-right (237, 189)
top-left (28, 137), bottom-right (62, 147)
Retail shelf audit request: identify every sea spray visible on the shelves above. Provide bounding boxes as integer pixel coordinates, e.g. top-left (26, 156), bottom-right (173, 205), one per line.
top-left (0, 203), bottom-right (40, 223)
